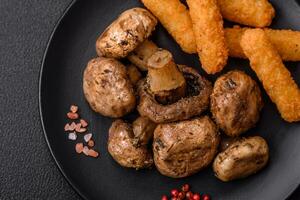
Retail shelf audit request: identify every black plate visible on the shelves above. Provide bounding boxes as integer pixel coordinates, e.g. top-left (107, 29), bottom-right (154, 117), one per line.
top-left (39, 0), bottom-right (300, 199)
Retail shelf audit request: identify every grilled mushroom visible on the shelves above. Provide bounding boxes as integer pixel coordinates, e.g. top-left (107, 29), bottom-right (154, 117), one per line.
top-left (96, 8), bottom-right (157, 58)
top-left (153, 116), bottom-right (220, 178)
top-left (138, 65), bottom-right (212, 123)
top-left (108, 119), bottom-right (153, 169)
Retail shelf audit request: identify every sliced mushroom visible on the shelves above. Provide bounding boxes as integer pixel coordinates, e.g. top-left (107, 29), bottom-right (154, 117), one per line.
top-left (96, 8), bottom-right (157, 58)
top-left (108, 120), bottom-right (153, 169)
top-left (138, 65), bottom-right (212, 123)
top-left (153, 116), bottom-right (220, 178)
top-left (83, 57), bottom-right (136, 118)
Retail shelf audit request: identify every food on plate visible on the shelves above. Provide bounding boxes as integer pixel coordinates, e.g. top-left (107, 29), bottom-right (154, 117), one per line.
top-left (108, 120), bottom-right (153, 169)
top-left (127, 64), bottom-right (142, 86)
top-left (138, 65), bottom-right (212, 123)
top-left (210, 70), bottom-right (263, 136)
top-left (83, 57), bottom-right (136, 118)
top-left (96, 8), bottom-right (157, 58)
top-left (65, 105), bottom-right (99, 158)
top-left (217, 0), bottom-right (275, 28)
top-left (161, 183), bottom-right (211, 200)
top-left (153, 116), bottom-right (220, 178)
top-left (141, 0), bottom-right (196, 54)
top-left (147, 49), bottom-right (186, 104)
top-left (187, 0), bottom-right (228, 74)
top-left (213, 136), bottom-right (269, 182)
top-left (132, 116), bottom-right (157, 147)
top-left (241, 29), bottom-right (300, 122)
top-left (127, 40), bottom-right (160, 71)
top-left (225, 26), bottom-right (300, 61)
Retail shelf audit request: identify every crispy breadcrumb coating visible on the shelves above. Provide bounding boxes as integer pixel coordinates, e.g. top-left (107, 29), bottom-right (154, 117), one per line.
top-left (241, 29), bottom-right (300, 122)
top-left (217, 0), bottom-right (275, 28)
top-left (187, 0), bottom-right (228, 74)
top-left (225, 26), bottom-right (300, 61)
top-left (141, 0), bottom-right (196, 54)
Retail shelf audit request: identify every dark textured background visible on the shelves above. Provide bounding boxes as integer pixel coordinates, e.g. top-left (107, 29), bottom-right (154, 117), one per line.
top-left (0, 0), bottom-right (299, 199)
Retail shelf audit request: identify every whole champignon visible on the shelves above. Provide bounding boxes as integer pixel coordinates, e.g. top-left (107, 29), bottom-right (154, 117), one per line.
top-left (96, 8), bottom-right (157, 58)
top-left (138, 65), bottom-right (212, 123)
top-left (153, 116), bottom-right (220, 178)
top-left (213, 136), bottom-right (269, 182)
top-left (83, 57), bottom-right (136, 118)
top-left (211, 70), bottom-right (263, 137)
top-left (108, 120), bottom-right (153, 169)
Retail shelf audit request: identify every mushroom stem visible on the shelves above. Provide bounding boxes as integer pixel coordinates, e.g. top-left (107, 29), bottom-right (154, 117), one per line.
top-left (128, 40), bottom-right (159, 71)
top-left (147, 49), bottom-right (186, 104)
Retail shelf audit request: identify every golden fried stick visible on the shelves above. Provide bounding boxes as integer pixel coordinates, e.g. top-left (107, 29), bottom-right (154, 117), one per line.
top-left (141, 0), bottom-right (196, 54)
top-left (225, 26), bottom-right (300, 61)
top-left (217, 0), bottom-right (275, 28)
top-left (187, 0), bottom-right (228, 74)
top-left (241, 29), bottom-right (300, 122)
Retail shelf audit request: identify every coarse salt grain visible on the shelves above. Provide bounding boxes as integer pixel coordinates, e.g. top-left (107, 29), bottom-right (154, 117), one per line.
top-left (75, 143), bottom-right (83, 154)
top-left (80, 119), bottom-right (88, 128)
top-left (68, 132), bottom-right (77, 141)
top-left (70, 122), bottom-right (76, 131)
top-left (83, 146), bottom-right (89, 156)
top-left (88, 149), bottom-right (99, 158)
top-left (70, 105), bottom-right (78, 113)
top-left (84, 133), bottom-right (93, 142)
top-left (64, 123), bottom-right (71, 131)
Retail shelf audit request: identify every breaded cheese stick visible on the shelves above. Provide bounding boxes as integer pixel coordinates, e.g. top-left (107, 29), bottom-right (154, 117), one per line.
top-left (241, 29), bottom-right (300, 122)
top-left (187, 0), bottom-right (228, 74)
top-left (225, 26), bottom-right (300, 61)
top-left (141, 0), bottom-right (196, 54)
top-left (217, 0), bottom-right (275, 28)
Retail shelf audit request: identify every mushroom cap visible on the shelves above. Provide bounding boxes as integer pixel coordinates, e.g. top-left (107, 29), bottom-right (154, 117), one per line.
top-left (96, 8), bottom-right (157, 58)
top-left (83, 57), bottom-right (136, 118)
top-left (137, 65), bottom-right (212, 123)
top-left (153, 116), bottom-right (220, 178)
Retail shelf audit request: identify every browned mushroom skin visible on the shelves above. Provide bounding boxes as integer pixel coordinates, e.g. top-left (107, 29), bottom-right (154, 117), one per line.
top-left (153, 116), bottom-right (220, 178)
top-left (213, 136), bottom-right (269, 182)
top-left (211, 70), bottom-right (263, 137)
top-left (127, 64), bottom-right (142, 86)
top-left (132, 116), bottom-right (157, 147)
top-left (108, 120), bottom-right (153, 169)
top-left (137, 65), bottom-right (212, 123)
top-left (96, 8), bottom-right (157, 58)
top-left (83, 57), bottom-right (136, 118)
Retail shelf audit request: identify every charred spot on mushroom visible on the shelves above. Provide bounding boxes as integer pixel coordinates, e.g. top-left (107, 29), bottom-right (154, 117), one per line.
top-left (184, 72), bottom-right (202, 97)
top-left (225, 78), bottom-right (237, 90)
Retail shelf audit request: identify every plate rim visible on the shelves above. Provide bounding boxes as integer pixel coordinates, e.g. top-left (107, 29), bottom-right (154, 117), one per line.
top-left (38, 0), bottom-right (299, 199)
top-left (38, 0), bottom-right (88, 199)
